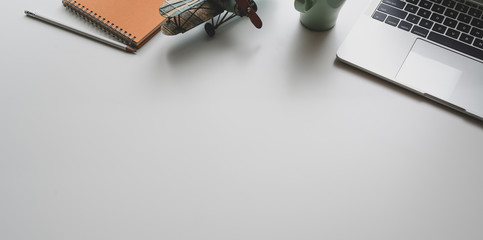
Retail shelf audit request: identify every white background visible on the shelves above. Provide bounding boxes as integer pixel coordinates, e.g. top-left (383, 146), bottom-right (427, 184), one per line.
top-left (2, 0), bottom-right (483, 239)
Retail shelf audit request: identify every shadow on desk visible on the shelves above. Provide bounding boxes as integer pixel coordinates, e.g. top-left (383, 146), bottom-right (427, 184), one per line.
top-left (160, 25), bottom-right (262, 75)
top-left (284, 26), bottom-right (331, 78)
top-left (333, 59), bottom-right (483, 128)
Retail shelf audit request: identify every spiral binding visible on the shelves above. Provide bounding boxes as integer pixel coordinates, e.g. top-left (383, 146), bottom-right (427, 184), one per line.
top-left (62, 0), bottom-right (136, 46)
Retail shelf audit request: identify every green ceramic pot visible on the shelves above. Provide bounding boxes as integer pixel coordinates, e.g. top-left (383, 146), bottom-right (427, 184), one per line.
top-left (294, 0), bottom-right (346, 31)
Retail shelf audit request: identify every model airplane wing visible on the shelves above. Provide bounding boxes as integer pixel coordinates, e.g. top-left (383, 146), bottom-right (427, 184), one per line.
top-left (160, 0), bottom-right (224, 35)
top-left (159, 0), bottom-right (205, 18)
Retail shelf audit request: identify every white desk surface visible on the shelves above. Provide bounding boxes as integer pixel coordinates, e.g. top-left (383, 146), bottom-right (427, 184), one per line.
top-left (2, 0), bottom-right (483, 239)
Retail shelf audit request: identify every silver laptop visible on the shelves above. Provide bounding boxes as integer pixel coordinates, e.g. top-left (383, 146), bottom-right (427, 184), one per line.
top-left (337, 0), bottom-right (483, 121)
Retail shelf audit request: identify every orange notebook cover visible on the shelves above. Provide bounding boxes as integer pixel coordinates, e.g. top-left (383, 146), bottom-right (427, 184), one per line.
top-left (62, 0), bottom-right (166, 48)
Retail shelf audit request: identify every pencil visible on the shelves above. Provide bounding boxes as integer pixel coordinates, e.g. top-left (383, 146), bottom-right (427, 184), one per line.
top-left (24, 10), bottom-right (136, 53)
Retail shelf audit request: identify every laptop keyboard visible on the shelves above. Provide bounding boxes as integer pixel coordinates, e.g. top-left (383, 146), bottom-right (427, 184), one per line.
top-left (372, 0), bottom-right (483, 61)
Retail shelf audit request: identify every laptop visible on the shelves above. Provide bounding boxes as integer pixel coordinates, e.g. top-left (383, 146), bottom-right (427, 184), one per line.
top-left (337, 0), bottom-right (483, 121)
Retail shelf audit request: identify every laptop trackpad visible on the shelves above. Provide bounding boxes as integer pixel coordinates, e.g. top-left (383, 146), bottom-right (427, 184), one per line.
top-left (396, 39), bottom-right (462, 100)
top-left (396, 39), bottom-right (483, 116)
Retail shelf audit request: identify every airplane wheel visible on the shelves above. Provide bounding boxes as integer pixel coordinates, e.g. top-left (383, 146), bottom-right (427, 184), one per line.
top-left (205, 23), bottom-right (216, 37)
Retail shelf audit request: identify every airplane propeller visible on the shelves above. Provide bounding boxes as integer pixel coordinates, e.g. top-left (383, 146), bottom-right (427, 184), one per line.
top-left (234, 0), bottom-right (263, 29)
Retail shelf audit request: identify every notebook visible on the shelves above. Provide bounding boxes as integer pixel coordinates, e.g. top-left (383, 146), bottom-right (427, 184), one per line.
top-left (337, 0), bottom-right (483, 121)
top-left (62, 0), bottom-right (166, 48)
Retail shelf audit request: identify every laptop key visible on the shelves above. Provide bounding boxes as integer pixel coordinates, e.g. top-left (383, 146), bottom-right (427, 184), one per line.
top-left (455, 3), bottom-right (469, 13)
top-left (433, 23), bottom-right (447, 33)
top-left (444, 9), bottom-right (458, 19)
top-left (470, 28), bottom-right (483, 38)
top-left (417, 8), bottom-right (432, 18)
top-left (468, 8), bottom-right (482, 18)
top-left (430, 12), bottom-right (445, 23)
top-left (446, 28), bottom-right (460, 38)
top-left (457, 13), bottom-right (472, 24)
top-left (405, 4), bottom-right (419, 14)
top-left (407, 14), bottom-right (422, 24)
top-left (470, 18), bottom-right (483, 29)
top-left (398, 21), bottom-right (413, 31)
top-left (373, 11), bottom-right (388, 21)
top-left (420, 18), bottom-right (435, 29)
top-left (428, 32), bottom-right (483, 61)
top-left (459, 33), bottom-right (474, 45)
top-left (382, 0), bottom-right (406, 9)
top-left (443, 18), bottom-right (458, 28)
top-left (378, 4), bottom-right (408, 19)
top-left (407, 0), bottom-right (420, 4)
top-left (411, 25), bottom-right (430, 37)
top-left (474, 39), bottom-right (483, 50)
top-left (431, 4), bottom-right (446, 14)
top-left (386, 16), bottom-right (401, 26)
top-left (457, 22), bottom-right (471, 33)
top-left (419, 0), bottom-right (433, 9)
top-left (442, 0), bottom-right (456, 8)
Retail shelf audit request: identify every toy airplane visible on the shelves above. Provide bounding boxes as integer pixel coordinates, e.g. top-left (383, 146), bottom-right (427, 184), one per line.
top-left (159, 0), bottom-right (262, 37)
